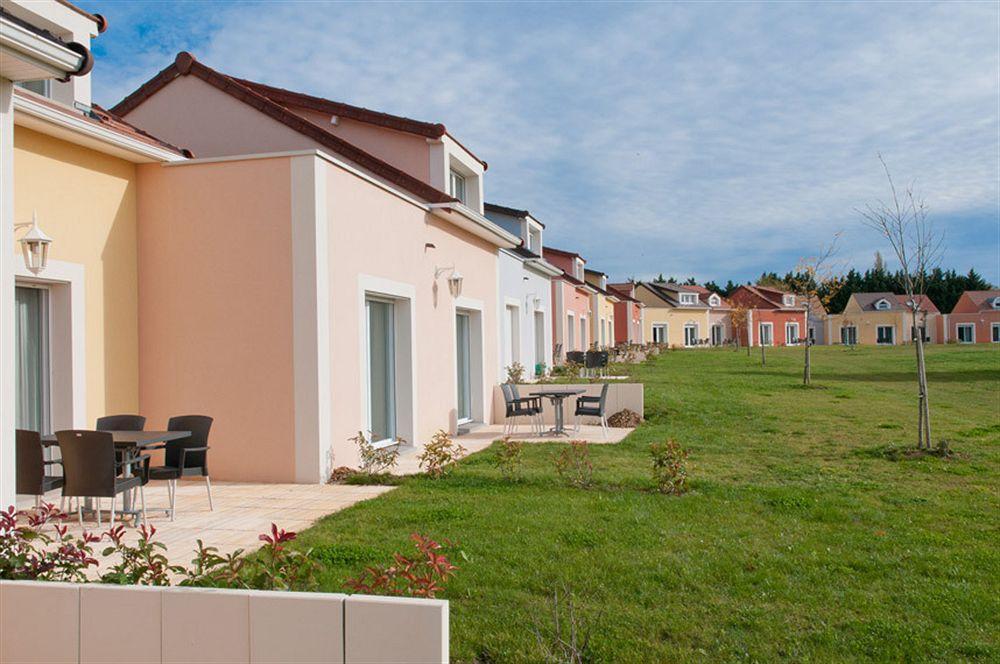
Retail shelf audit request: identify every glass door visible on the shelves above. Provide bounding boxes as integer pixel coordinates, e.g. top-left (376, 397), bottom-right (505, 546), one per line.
top-left (684, 323), bottom-right (698, 347)
top-left (456, 312), bottom-right (472, 423)
top-left (366, 298), bottom-right (396, 443)
top-left (711, 324), bottom-right (723, 346)
top-left (15, 286), bottom-right (50, 434)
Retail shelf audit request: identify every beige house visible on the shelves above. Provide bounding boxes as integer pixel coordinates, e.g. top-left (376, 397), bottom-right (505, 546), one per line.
top-left (827, 292), bottom-right (941, 346)
top-left (635, 282), bottom-right (730, 347)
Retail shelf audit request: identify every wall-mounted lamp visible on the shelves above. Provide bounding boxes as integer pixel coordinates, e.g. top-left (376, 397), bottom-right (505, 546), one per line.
top-left (15, 211), bottom-right (52, 275)
top-left (435, 265), bottom-right (464, 297)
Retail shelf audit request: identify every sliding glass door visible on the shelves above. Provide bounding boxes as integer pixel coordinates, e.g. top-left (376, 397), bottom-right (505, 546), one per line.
top-left (456, 312), bottom-right (472, 423)
top-left (15, 286), bottom-right (50, 434)
top-left (366, 298), bottom-right (396, 443)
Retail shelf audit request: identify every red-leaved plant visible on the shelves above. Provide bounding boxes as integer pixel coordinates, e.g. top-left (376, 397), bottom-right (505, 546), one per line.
top-left (0, 504), bottom-right (99, 582)
top-left (100, 523), bottom-right (176, 585)
top-left (344, 533), bottom-right (459, 598)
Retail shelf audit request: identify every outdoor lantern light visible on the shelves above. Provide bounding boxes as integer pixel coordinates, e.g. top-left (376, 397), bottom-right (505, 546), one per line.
top-left (447, 270), bottom-right (464, 297)
top-left (17, 211), bottom-right (52, 275)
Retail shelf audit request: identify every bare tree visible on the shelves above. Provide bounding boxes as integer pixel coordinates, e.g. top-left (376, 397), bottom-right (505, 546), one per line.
top-left (730, 303), bottom-right (751, 356)
top-left (789, 235), bottom-right (844, 385)
top-left (859, 155), bottom-right (943, 450)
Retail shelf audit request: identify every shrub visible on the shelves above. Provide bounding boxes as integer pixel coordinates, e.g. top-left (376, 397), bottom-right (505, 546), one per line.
top-left (607, 408), bottom-right (641, 428)
top-left (0, 504), bottom-right (99, 582)
top-left (554, 441), bottom-right (594, 488)
top-left (418, 430), bottom-right (467, 478)
top-left (350, 430), bottom-right (400, 475)
top-left (491, 437), bottom-right (524, 481)
top-left (101, 524), bottom-right (175, 585)
top-left (650, 440), bottom-right (690, 495)
top-left (344, 533), bottom-right (459, 598)
top-left (531, 584), bottom-right (600, 664)
top-left (506, 362), bottom-right (526, 384)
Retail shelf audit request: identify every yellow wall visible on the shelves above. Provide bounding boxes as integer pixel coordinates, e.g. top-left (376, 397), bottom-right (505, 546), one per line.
top-left (642, 306), bottom-right (711, 347)
top-left (593, 294), bottom-right (616, 347)
top-left (13, 126), bottom-right (139, 426)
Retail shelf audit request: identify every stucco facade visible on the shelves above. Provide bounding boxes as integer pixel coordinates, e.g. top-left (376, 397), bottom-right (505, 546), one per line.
top-left (729, 285), bottom-right (807, 347)
top-left (937, 290), bottom-right (1000, 344)
top-left (828, 293), bottom-right (940, 346)
top-left (609, 282), bottom-right (644, 345)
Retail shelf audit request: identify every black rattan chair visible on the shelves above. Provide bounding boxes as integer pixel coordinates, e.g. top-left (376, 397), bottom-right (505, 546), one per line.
top-left (142, 415), bottom-right (213, 521)
top-left (57, 430), bottom-right (146, 527)
top-left (574, 383), bottom-right (610, 438)
top-left (501, 384), bottom-right (543, 436)
top-left (96, 414), bottom-right (146, 431)
top-left (16, 429), bottom-right (64, 508)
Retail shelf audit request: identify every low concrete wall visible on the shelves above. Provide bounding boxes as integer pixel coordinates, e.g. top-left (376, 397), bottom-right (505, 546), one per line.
top-left (0, 580), bottom-right (448, 663)
top-left (491, 383), bottom-right (644, 425)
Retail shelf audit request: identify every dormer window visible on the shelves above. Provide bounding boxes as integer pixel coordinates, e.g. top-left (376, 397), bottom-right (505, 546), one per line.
top-left (783, 294), bottom-right (795, 307)
top-left (574, 259), bottom-right (584, 280)
top-left (449, 169), bottom-right (467, 204)
top-left (874, 299), bottom-right (891, 311)
top-left (528, 227), bottom-right (542, 254)
top-left (709, 294), bottom-right (721, 307)
top-left (992, 297), bottom-right (1000, 310)
top-left (680, 293), bottom-right (697, 305)
top-left (15, 80), bottom-right (51, 98)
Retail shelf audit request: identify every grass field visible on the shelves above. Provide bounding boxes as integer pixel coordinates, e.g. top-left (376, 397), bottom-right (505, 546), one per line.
top-left (297, 344), bottom-right (999, 662)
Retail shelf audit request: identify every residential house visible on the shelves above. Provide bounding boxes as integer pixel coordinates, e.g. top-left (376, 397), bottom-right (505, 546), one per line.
top-left (111, 52), bottom-right (520, 481)
top-left (608, 282), bottom-right (644, 345)
top-left (584, 269), bottom-right (619, 348)
top-left (483, 203), bottom-right (560, 376)
top-left (2, 0), bottom-right (189, 505)
top-left (729, 285), bottom-right (808, 347)
top-left (542, 247), bottom-right (596, 361)
top-left (634, 281), bottom-right (719, 348)
top-left (827, 292), bottom-right (940, 346)
top-left (806, 298), bottom-right (828, 346)
top-left (938, 290), bottom-right (1000, 344)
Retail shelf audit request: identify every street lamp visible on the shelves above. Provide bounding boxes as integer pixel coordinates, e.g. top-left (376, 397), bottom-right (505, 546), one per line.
top-left (16, 211), bottom-right (52, 275)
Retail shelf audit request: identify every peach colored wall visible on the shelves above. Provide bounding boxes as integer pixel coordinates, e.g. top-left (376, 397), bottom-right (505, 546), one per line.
top-left (291, 107), bottom-right (431, 184)
top-left (323, 162), bottom-right (500, 467)
top-left (136, 157), bottom-right (297, 482)
top-left (13, 126), bottom-right (139, 427)
top-left (941, 312), bottom-right (999, 343)
top-left (553, 279), bottom-right (591, 352)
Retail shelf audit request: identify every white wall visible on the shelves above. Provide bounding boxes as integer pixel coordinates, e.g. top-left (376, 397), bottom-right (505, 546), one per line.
top-left (1, 78), bottom-right (14, 507)
top-left (497, 250), bottom-right (553, 376)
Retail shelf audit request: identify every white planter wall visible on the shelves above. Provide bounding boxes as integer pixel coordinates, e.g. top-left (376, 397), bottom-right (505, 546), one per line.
top-left (0, 580), bottom-right (448, 664)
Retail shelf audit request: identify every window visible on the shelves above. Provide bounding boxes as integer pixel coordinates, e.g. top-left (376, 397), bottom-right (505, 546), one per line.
top-left (567, 314), bottom-right (575, 351)
top-left (366, 298), bottom-right (396, 443)
top-left (574, 259), bottom-right (584, 280)
top-left (808, 327), bottom-right (816, 343)
top-left (911, 326), bottom-right (929, 342)
top-left (449, 169), bottom-right (467, 204)
top-left (15, 80), bottom-right (51, 98)
top-left (683, 323), bottom-right (698, 347)
top-left (785, 322), bottom-right (800, 345)
top-left (759, 323), bottom-right (773, 346)
top-left (652, 323), bottom-right (667, 344)
top-left (711, 324), bottom-right (724, 346)
top-left (783, 294), bottom-right (795, 307)
top-left (504, 304), bottom-right (520, 366)
top-left (456, 313), bottom-right (472, 423)
top-left (841, 326), bottom-right (857, 345)
top-left (956, 324), bottom-right (975, 344)
top-left (876, 325), bottom-right (895, 345)
top-left (580, 317), bottom-right (588, 349)
top-left (992, 323), bottom-right (1000, 343)
top-left (875, 299), bottom-right (891, 311)
top-left (708, 294), bottom-right (720, 307)
top-left (528, 228), bottom-right (541, 254)
top-left (992, 297), bottom-right (1000, 310)
top-left (534, 312), bottom-right (545, 371)
top-left (15, 286), bottom-right (51, 434)
top-left (600, 319), bottom-right (607, 347)
top-left (680, 293), bottom-right (697, 305)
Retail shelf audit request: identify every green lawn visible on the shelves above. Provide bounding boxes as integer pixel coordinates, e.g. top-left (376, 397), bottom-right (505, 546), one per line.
top-left (297, 344), bottom-right (999, 662)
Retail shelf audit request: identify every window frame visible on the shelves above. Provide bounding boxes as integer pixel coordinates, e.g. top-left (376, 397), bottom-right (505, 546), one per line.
top-left (759, 322), bottom-right (774, 346)
top-left (992, 322), bottom-right (1000, 343)
top-left (679, 293), bottom-right (697, 306)
top-left (683, 323), bottom-right (698, 347)
top-left (652, 323), bottom-right (667, 344)
top-left (449, 169), bottom-right (467, 204)
top-left (841, 325), bottom-right (857, 346)
top-left (785, 321), bottom-right (800, 346)
top-left (956, 323), bottom-right (975, 344)
top-left (876, 325), bottom-right (895, 345)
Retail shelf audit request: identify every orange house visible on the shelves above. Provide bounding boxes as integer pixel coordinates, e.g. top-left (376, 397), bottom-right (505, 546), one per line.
top-left (729, 285), bottom-right (807, 347)
top-left (939, 290), bottom-right (1000, 344)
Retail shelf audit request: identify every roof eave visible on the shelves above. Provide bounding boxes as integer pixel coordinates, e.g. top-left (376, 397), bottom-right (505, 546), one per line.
top-left (428, 203), bottom-right (519, 249)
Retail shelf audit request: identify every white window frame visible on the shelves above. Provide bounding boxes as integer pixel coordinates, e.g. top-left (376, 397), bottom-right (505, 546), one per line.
top-left (652, 323), bottom-right (667, 344)
top-left (683, 323), bottom-right (698, 347)
top-left (449, 169), bottom-right (467, 204)
top-left (567, 312), bottom-right (576, 351)
top-left (991, 322), bottom-right (1000, 343)
top-left (711, 324), bottom-right (723, 346)
top-left (875, 299), bottom-right (891, 311)
top-left (956, 323), bottom-right (975, 344)
top-left (876, 325), bottom-right (895, 345)
top-left (680, 293), bottom-right (697, 305)
top-left (841, 325), bottom-right (857, 346)
top-left (785, 322), bottom-right (800, 346)
top-left (783, 294), bottom-right (795, 307)
top-left (708, 294), bottom-right (720, 307)
top-left (759, 322), bottom-right (773, 346)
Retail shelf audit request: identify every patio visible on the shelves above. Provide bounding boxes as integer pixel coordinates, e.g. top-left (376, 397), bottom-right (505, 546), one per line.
top-left (15, 481), bottom-right (395, 567)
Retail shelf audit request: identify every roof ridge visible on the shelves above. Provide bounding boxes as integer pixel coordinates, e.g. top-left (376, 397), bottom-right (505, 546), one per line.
top-left (111, 52), bottom-right (455, 205)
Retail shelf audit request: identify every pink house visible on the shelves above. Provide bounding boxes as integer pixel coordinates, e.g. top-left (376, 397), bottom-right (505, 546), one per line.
top-left (609, 282), bottom-right (644, 345)
top-left (113, 53), bottom-right (519, 482)
top-left (939, 290), bottom-right (1000, 344)
top-left (542, 247), bottom-right (595, 360)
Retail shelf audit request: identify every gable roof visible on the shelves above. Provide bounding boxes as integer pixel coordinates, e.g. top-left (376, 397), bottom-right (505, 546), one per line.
top-left (851, 292), bottom-right (939, 313)
top-left (111, 52), bottom-right (457, 205)
top-left (734, 284), bottom-right (803, 310)
top-left (607, 284), bottom-right (639, 303)
top-left (962, 289), bottom-right (1000, 311)
top-left (543, 246), bottom-right (583, 261)
top-left (638, 281), bottom-right (708, 309)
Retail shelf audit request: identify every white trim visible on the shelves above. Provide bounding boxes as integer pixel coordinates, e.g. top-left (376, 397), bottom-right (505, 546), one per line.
top-left (290, 156), bottom-right (330, 482)
top-left (876, 324), bottom-right (896, 345)
top-left (358, 275), bottom-right (417, 448)
top-left (991, 322), bottom-right (1000, 343)
top-left (2, 79), bottom-right (15, 505)
top-left (13, 92), bottom-right (185, 163)
top-left (0, 16), bottom-right (84, 79)
top-left (758, 321), bottom-right (774, 346)
top-left (955, 323), bottom-right (975, 344)
top-left (785, 321), bottom-right (800, 346)
top-left (428, 202), bottom-right (519, 248)
top-left (453, 295), bottom-right (486, 427)
top-left (14, 259), bottom-right (86, 433)
top-left (683, 322), bottom-right (699, 347)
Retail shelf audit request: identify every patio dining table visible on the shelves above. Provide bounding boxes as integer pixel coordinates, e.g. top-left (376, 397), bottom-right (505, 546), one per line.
top-left (530, 389), bottom-right (585, 437)
top-left (41, 430), bottom-right (190, 514)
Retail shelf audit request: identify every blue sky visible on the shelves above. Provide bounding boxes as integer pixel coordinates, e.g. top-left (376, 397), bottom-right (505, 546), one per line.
top-left (81, 1), bottom-right (999, 284)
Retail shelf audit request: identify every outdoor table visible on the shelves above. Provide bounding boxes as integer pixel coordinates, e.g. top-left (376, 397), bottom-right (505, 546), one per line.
top-left (42, 430), bottom-right (190, 514)
top-left (530, 389), bottom-right (586, 437)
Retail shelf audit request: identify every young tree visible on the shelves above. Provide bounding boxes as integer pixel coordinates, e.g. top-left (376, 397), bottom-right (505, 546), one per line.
top-left (730, 303), bottom-right (751, 355)
top-left (789, 235), bottom-right (844, 385)
top-left (859, 155), bottom-right (943, 450)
